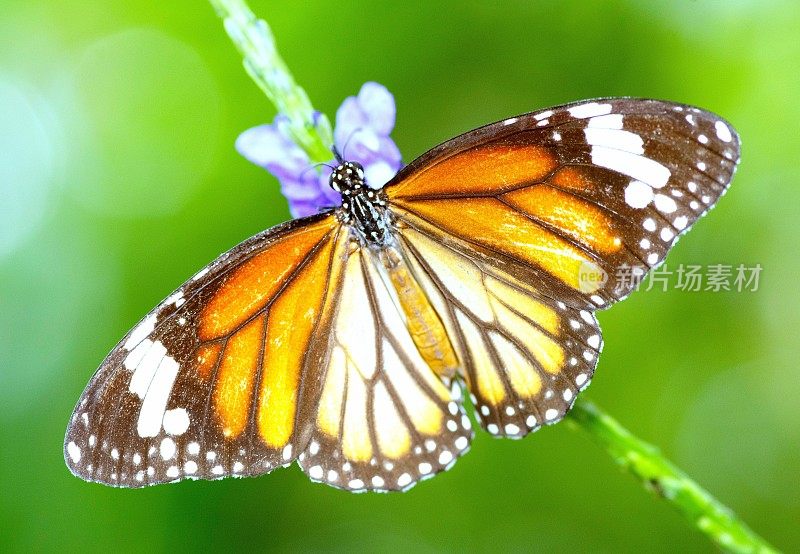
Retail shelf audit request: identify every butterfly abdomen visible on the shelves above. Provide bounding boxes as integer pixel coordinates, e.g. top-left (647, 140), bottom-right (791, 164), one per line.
top-left (378, 247), bottom-right (459, 380)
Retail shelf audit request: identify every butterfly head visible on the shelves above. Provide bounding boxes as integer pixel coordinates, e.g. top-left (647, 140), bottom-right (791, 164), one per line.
top-left (329, 160), bottom-right (367, 196)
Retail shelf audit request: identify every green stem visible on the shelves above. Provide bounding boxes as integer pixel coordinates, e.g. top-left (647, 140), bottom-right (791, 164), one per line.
top-left (567, 401), bottom-right (778, 553)
top-left (208, 0), bottom-right (334, 163)
top-left (209, 1), bottom-right (778, 552)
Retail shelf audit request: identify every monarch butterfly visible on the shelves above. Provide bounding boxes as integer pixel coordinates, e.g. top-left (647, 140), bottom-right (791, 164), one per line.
top-left (64, 98), bottom-right (740, 492)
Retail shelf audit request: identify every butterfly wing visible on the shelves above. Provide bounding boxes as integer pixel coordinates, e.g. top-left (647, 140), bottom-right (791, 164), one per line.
top-left (384, 98), bottom-right (739, 433)
top-left (296, 243), bottom-right (472, 492)
top-left (64, 213), bottom-right (346, 486)
top-left (386, 98), bottom-right (740, 308)
top-left (395, 219), bottom-right (601, 435)
top-left (65, 211), bottom-right (471, 491)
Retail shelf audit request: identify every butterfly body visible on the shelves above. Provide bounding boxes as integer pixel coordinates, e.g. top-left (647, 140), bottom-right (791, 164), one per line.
top-left (65, 98), bottom-right (740, 492)
top-left (331, 160), bottom-right (391, 245)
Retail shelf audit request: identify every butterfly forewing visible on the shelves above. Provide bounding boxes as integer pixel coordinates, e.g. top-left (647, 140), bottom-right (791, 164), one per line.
top-left (64, 214), bottom-right (343, 486)
top-left (386, 98), bottom-right (740, 308)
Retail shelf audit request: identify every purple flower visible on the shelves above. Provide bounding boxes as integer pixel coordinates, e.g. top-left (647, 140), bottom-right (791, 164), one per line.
top-left (236, 82), bottom-right (403, 218)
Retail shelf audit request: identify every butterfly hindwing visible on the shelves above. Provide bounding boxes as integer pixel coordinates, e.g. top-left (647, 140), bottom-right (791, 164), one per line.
top-left (297, 244), bottom-right (473, 491)
top-left (396, 217), bottom-right (601, 436)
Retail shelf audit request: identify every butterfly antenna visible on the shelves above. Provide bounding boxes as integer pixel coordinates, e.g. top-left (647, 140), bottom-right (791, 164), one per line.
top-left (336, 127), bottom-right (366, 162)
top-left (300, 161), bottom-right (336, 180)
top-left (332, 145), bottom-right (344, 164)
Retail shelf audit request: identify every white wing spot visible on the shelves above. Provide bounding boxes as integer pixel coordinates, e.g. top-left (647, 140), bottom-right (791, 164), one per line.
top-left (192, 267), bottom-right (210, 281)
top-left (654, 194), bottom-right (678, 214)
top-left (568, 102), bottom-right (612, 119)
top-left (397, 473), bottom-right (412, 487)
top-left (715, 120), bottom-right (733, 142)
top-left (624, 180), bottom-right (653, 209)
top-left (347, 479), bottom-right (364, 489)
top-left (162, 408), bottom-right (190, 436)
top-left (505, 423), bottom-right (520, 435)
top-left (455, 436), bottom-right (469, 450)
top-left (166, 466), bottom-right (179, 478)
top-left (185, 460), bottom-right (198, 474)
top-left (159, 437), bottom-right (176, 461)
top-left (487, 423), bottom-right (499, 435)
top-left (187, 442), bottom-right (200, 455)
top-left (575, 373), bottom-right (588, 386)
top-left (308, 465), bottom-right (323, 479)
top-left (164, 290), bottom-right (184, 309)
top-left (67, 441), bottom-right (81, 463)
top-left (545, 409), bottom-right (559, 421)
top-left (592, 147), bottom-right (671, 189)
top-left (418, 462), bottom-right (433, 475)
top-left (211, 465), bottom-right (224, 475)
top-left (526, 415), bottom-right (537, 427)
top-left (233, 461), bottom-right (244, 473)
top-left (282, 444), bottom-right (293, 461)
top-left (587, 334), bottom-right (601, 349)
top-left (123, 313), bottom-right (157, 350)
top-left (371, 476), bottom-right (385, 488)
top-left (439, 450), bottom-right (454, 465)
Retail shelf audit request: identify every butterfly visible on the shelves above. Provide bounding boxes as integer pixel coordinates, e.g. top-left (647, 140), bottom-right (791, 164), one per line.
top-left (64, 98), bottom-right (740, 492)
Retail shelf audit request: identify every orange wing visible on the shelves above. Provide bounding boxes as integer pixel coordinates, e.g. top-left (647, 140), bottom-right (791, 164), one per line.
top-left (65, 212), bottom-right (472, 491)
top-left (383, 99), bottom-right (739, 434)
top-left (64, 213), bottom-right (346, 486)
top-left (386, 99), bottom-right (740, 309)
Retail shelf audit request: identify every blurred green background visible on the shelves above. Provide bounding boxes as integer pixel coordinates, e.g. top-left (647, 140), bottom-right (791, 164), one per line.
top-left (2, 0), bottom-right (799, 551)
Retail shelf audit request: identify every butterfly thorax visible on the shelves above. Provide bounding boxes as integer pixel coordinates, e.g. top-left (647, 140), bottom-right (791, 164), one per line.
top-left (329, 160), bottom-right (390, 245)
